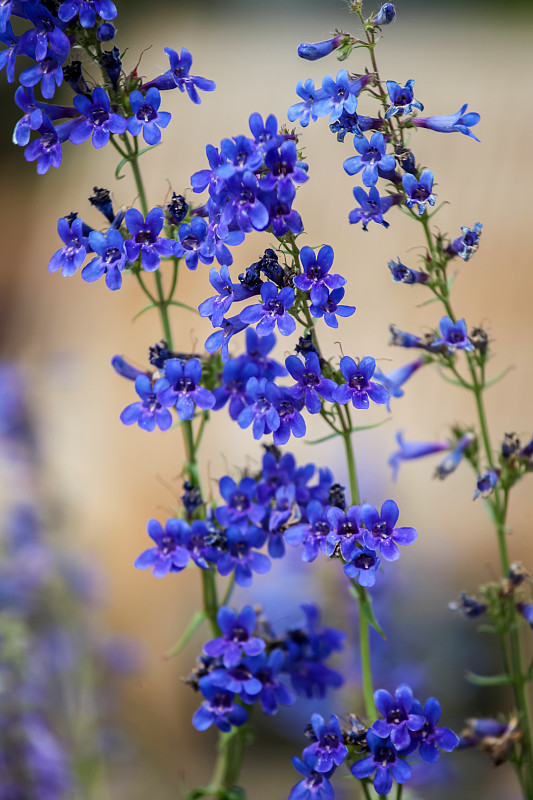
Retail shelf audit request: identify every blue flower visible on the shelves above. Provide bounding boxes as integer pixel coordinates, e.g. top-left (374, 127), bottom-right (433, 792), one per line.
top-left (434, 316), bottom-right (474, 353)
top-left (388, 431), bottom-right (450, 480)
top-left (47, 216), bottom-right (87, 277)
top-left (410, 697), bottom-right (459, 762)
top-left (58, 0), bottom-right (117, 28)
top-left (402, 170), bottom-right (435, 215)
top-left (203, 605), bottom-right (265, 668)
top-left (199, 265), bottom-right (249, 327)
top-left (159, 358), bottom-right (215, 421)
top-left (473, 469), bottom-right (498, 500)
top-left (293, 245), bottom-right (345, 305)
top-left (286, 352), bottom-right (337, 414)
top-left (240, 649), bottom-right (294, 714)
top-left (215, 476), bottom-right (265, 529)
top-left (287, 79), bottom-right (323, 127)
top-left (288, 755), bottom-right (335, 800)
top-left (349, 186), bottom-right (400, 230)
top-left (326, 505), bottom-right (363, 561)
top-left (24, 116), bottom-right (74, 174)
top-left (373, 358), bottom-right (424, 410)
top-left (70, 87), bottom-right (127, 148)
top-left (370, 3), bottom-right (396, 25)
top-left (412, 103), bottom-right (480, 142)
top-left (205, 314), bottom-right (248, 361)
top-left (389, 324), bottom-right (423, 349)
top-left (124, 207), bottom-right (175, 271)
top-left (81, 228), bottom-right (127, 290)
top-left (273, 390), bottom-right (306, 445)
top-left (450, 222), bottom-right (483, 261)
top-left (0, 21), bottom-right (19, 83)
top-left (434, 433), bottom-right (475, 479)
top-left (385, 79), bottom-right (423, 119)
top-left (192, 675), bottom-right (248, 732)
top-left (303, 714), bottom-right (348, 772)
top-left (310, 287), bottom-right (355, 329)
top-left (333, 356), bottom-right (389, 409)
top-left (177, 216), bottom-right (215, 270)
top-left (297, 34), bottom-right (343, 61)
top-left (285, 500), bottom-right (331, 562)
top-left (313, 70), bottom-right (363, 122)
top-left (19, 3), bottom-right (70, 62)
top-left (119, 375), bottom-right (173, 432)
top-left (127, 87), bottom-right (171, 145)
top-left (216, 525), bottom-right (271, 587)
top-left (237, 377), bottom-right (281, 439)
top-left (343, 546), bottom-right (380, 587)
top-left (360, 499), bottom-right (417, 562)
top-left (372, 684), bottom-right (425, 749)
top-left (343, 132), bottom-right (396, 187)
top-left (240, 282), bottom-right (296, 337)
top-left (143, 47), bottom-right (215, 104)
top-left (134, 518), bottom-right (190, 577)
top-left (20, 56), bottom-right (64, 100)
top-left (387, 258), bottom-right (428, 284)
top-left (350, 731), bottom-right (412, 795)
top-left (263, 140), bottom-right (309, 204)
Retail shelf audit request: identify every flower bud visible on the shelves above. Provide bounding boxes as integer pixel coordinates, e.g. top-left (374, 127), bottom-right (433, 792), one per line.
top-left (297, 34), bottom-right (343, 61)
top-left (370, 4), bottom-right (396, 25)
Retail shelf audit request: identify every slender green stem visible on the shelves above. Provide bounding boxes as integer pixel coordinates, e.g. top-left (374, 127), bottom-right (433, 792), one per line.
top-left (360, 779), bottom-right (373, 800)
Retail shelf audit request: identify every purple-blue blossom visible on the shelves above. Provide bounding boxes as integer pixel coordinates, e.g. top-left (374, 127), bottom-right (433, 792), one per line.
top-left (297, 34), bottom-right (343, 61)
top-left (412, 103), bottom-right (480, 142)
top-left (410, 697), bottom-right (460, 762)
top-left (285, 352), bottom-right (337, 414)
top-left (351, 731), bottom-right (412, 795)
top-left (302, 714), bottom-right (348, 772)
top-left (70, 87), bottom-right (127, 148)
top-left (127, 87), bottom-right (171, 145)
top-left (119, 375), bottom-right (173, 432)
top-left (192, 675), bottom-right (248, 732)
top-left (333, 356), bottom-right (389, 410)
top-left (159, 357), bottom-right (215, 421)
top-left (402, 170), bottom-right (435, 215)
top-left (360, 499), bottom-right (417, 561)
top-left (310, 287), bottom-right (355, 329)
top-left (240, 282), bottom-right (296, 337)
top-left (434, 316), bottom-right (474, 354)
top-left (58, 0), bottom-right (117, 28)
top-left (343, 132), bottom-right (396, 187)
top-left (293, 245), bottom-right (345, 305)
top-left (388, 258), bottom-right (428, 284)
top-left (385, 79), bottom-right (423, 118)
top-left (372, 683), bottom-right (425, 749)
top-left (203, 605), bottom-right (265, 668)
top-left (343, 545), bottom-right (380, 587)
top-left (288, 755), bottom-right (335, 800)
top-left (142, 47), bottom-right (216, 104)
top-left (134, 518), bottom-right (190, 577)
top-left (47, 216), bottom-right (87, 277)
top-left (124, 207), bottom-right (175, 271)
top-left (450, 222), bottom-right (483, 261)
top-left (389, 430), bottom-right (450, 480)
top-left (349, 186), bottom-right (400, 230)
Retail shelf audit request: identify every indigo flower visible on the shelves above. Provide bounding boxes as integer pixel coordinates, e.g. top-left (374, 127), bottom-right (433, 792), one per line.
top-left (313, 70), bottom-right (363, 122)
top-left (349, 186), bottom-right (400, 230)
top-left (373, 358), bottom-right (424, 410)
top-left (215, 476), bottom-right (265, 529)
top-left (387, 258), bottom-right (428, 284)
top-left (343, 545), bottom-right (380, 587)
top-left (326, 505), bottom-right (363, 561)
top-left (237, 377), bottom-right (281, 439)
top-left (177, 216), bottom-right (215, 270)
top-left (411, 103), bottom-right (481, 142)
top-left (81, 228), bottom-right (127, 290)
top-left (263, 140), bottom-right (309, 204)
top-left (434, 316), bottom-right (474, 353)
top-left (389, 431), bottom-right (450, 480)
top-left (273, 390), bottom-right (306, 445)
top-left (24, 116), bottom-right (74, 174)
top-left (0, 21), bottom-right (18, 83)
top-left (285, 352), bottom-right (337, 414)
top-left (199, 265), bottom-right (249, 327)
top-left (370, 3), bottom-right (396, 25)
top-left (402, 170), bottom-right (435, 215)
top-left (360, 499), bottom-right (417, 562)
top-left (450, 222), bottom-right (483, 261)
top-left (389, 324), bottom-right (422, 349)
top-left (134, 518), bottom-right (190, 577)
top-left (448, 591), bottom-right (487, 618)
top-left (351, 731), bottom-right (412, 795)
top-left (159, 358), bottom-right (215, 421)
top-left (240, 649), bottom-right (294, 714)
top-left (385, 79), bottom-right (423, 118)
top-left (473, 469), bottom-right (498, 500)
top-left (240, 282), bottom-right (296, 336)
top-left (47, 216), bottom-right (87, 277)
top-left (58, 0), bottom-right (117, 28)
top-left (111, 355), bottom-right (147, 381)
top-left (216, 526), bottom-right (271, 587)
top-left (434, 433), bottom-right (475, 479)
top-left (287, 78), bottom-right (323, 127)
top-left (143, 47), bottom-right (215, 104)
top-left (120, 375), bottom-right (173, 432)
top-left (288, 755), bottom-right (335, 800)
top-left (410, 697), bottom-right (459, 762)
top-left (303, 714), bottom-right (348, 772)
top-left (294, 244), bottom-right (345, 304)
top-left (284, 500), bottom-right (331, 562)
top-left (205, 314), bottom-right (248, 361)
top-left (70, 87), bottom-right (127, 148)
top-left (310, 287), bottom-right (355, 328)
top-left (343, 132), bottom-right (396, 187)
top-left (333, 356), bottom-right (389, 410)
top-left (19, 3), bottom-right (71, 63)
top-left (127, 87), bottom-right (171, 145)
top-left (297, 34), bottom-right (343, 61)
top-left (372, 684), bottom-right (425, 749)
top-left (19, 56), bottom-right (64, 100)
top-left (193, 675), bottom-right (248, 732)
top-left (99, 45), bottom-right (121, 89)
top-left (203, 605), bottom-right (265, 668)
top-left (124, 207), bottom-right (175, 271)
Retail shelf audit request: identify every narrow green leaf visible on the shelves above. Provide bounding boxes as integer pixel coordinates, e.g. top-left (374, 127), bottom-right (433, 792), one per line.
top-left (168, 299), bottom-right (199, 315)
top-left (115, 155), bottom-right (129, 181)
top-left (305, 430), bottom-right (342, 445)
top-left (416, 295), bottom-right (440, 308)
top-left (165, 610), bottom-right (207, 659)
top-left (465, 670), bottom-right (513, 687)
top-left (136, 143), bottom-right (161, 159)
top-left (132, 302), bottom-right (157, 321)
top-left (476, 624), bottom-right (498, 635)
top-left (438, 369), bottom-right (469, 389)
top-left (349, 585), bottom-right (387, 640)
top-left (484, 367), bottom-right (513, 390)
top-left (305, 417), bottom-right (390, 445)
top-left (446, 273), bottom-right (456, 292)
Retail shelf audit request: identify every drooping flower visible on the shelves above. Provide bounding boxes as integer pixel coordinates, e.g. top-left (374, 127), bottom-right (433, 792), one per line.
top-left (373, 358), bottom-right (424, 410)
top-left (473, 469), bottom-right (498, 500)
top-left (434, 432), bottom-right (475, 479)
top-left (450, 222), bottom-right (483, 261)
top-left (297, 34), bottom-right (343, 61)
top-left (370, 3), bottom-right (396, 25)
top-left (389, 430), bottom-right (450, 480)
top-left (387, 258), bottom-right (428, 284)
top-left (411, 103), bottom-right (480, 142)
top-left (349, 186), bottom-right (400, 230)
top-left (385, 79), bottom-right (423, 118)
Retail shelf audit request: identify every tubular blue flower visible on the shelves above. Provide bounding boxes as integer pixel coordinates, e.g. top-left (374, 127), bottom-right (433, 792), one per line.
top-left (19, 4), bottom-right (70, 63)
top-left (313, 70), bottom-right (366, 122)
top-left (287, 78), bottom-right (324, 127)
top-left (143, 47), bottom-right (216, 104)
top-left (70, 87), bottom-right (127, 148)
top-left (326, 505), bottom-right (363, 561)
top-left (373, 358), bottom-right (424, 410)
top-left (96, 21), bottom-right (115, 40)
top-left (370, 3), bottom-right (396, 25)
top-left (192, 676), bottom-right (248, 732)
top-left (449, 591), bottom-right (487, 618)
top-left (284, 500), bottom-right (332, 562)
top-left (288, 755), bottom-right (335, 800)
top-left (199, 265), bottom-right (249, 327)
top-left (372, 684), bottom-right (425, 749)
top-left (13, 87), bottom-right (44, 146)
top-left (350, 731), bottom-right (412, 795)
top-left (216, 525), bottom-right (271, 587)
top-left (159, 357), bottom-right (215, 421)
top-left (0, 21), bottom-right (18, 83)
top-left (293, 245), bottom-right (345, 305)
top-left (24, 116), bottom-right (74, 174)
top-left (47, 216), bottom-right (87, 277)
top-left (402, 170), bottom-right (435, 215)
top-left (240, 649), bottom-right (294, 714)
top-left (349, 186), bottom-right (400, 230)
top-left (124, 207), bottom-right (175, 271)
top-left (434, 316), bottom-right (474, 353)
top-left (285, 352), bottom-right (337, 414)
top-left (208, 661), bottom-right (262, 697)
top-left (343, 132), bottom-right (396, 187)
top-left (387, 258), bottom-right (428, 284)
top-left (134, 518), bottom-right (190, 577)
top-left (343, 545), bottom-right (380, 587)
top-left (177, 216), bottom-right (215, 270)
top-left (434, 433), bottom-right (475, 479)
top-left (411, 103), bottom-right (480, 142)
top-left (361, 499), bottom-right (417, 562)
top-left (111, 355), bottom-right (148, 381)
top-left (237, 377), bottom-right (281, 439)
top-left (127, 87), bottom-right (171, 145)
top-left (58, 0), bottom-right (117, 28)
top-left (19, 56), bottom-right (64, 100)
top-left (240, 282), bottom-right (296, 337)
top-left (450, 222), bottom-right (483, 261)
top-left (203, 605), bottom-right (265, 668)
top-left (385, 79), bottom-right (423, 119)
top-left (388, 324), bottom-right (423, 349)
top-left (333, 356), bottom-right (389, 409)
top-left (473, 469), bottom-right (498, 500)
top-left (215, 476), bottom-right (265, 529)
top-left (205, 314), bottom-right (248, 361)
top-left (310, 287), bottom-right (355, 329)
top-left (81, 228), bottom-right (127, 290)
top-left (389, 431), bottom-right (450, 480)
top-left (297, 34), bottom-right (343, 61)
top-left (263, 140), bottom-right (309, 204)
top-left (303, 714), bottom-right (348, 772)
top-left (119, 374), bottom-right (172, 432)
top-left (410, 697), bottom-right (459, 762)
top-left (273, 390), bottom-right (306, 445)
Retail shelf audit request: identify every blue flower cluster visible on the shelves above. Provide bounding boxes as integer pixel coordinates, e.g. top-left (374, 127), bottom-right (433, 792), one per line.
top-left (190, 603), bottom-right (345, 732)
top-left (2, 4), bottom-right (214, 172)
top-left (289, 684), bottom-right (458, 798)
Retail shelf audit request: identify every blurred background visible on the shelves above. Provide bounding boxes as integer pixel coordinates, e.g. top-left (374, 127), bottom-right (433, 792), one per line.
top-left (1, 0), bottom-right (533, 798)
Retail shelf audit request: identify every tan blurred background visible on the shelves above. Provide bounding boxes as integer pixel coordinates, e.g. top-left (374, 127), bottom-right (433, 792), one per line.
top-left (1, 1), bottom-right (533, 797)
